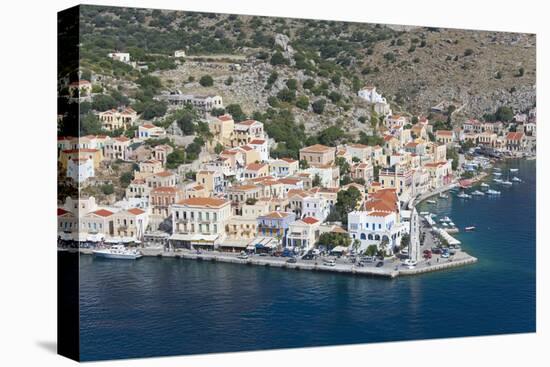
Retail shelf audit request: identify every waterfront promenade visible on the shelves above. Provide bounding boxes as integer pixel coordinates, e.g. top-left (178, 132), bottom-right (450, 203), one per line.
top-left (77, 246), bottom-right (477, 279)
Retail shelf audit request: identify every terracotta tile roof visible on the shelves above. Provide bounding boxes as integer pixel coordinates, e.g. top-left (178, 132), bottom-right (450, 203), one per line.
top-left (249, 139), bottom-right (266, 145)
top-left (92, 209), bottom-right (114, 217)
top-left (127, 208), bottom-right (145, 215)
top-left (302, 216), bottom-right (319, 225)
top-left (230, 184), bottom-right (259, 191)
top-left (237, 119), bottom-right (260, 126)
top-left (151, 186), bottom-right (179, 194)
top-left (141, 124), bottom-right (156, 129)
top-left (240, 145), bottom-right (253, 151)
top-left (278, 178), bottom-right (301, 185)
top-left (218, 115), bottom-right (233, 122)
top-left (368, 211), bottom-right (392, 217)
top-left (62, 148), bottom-right (99, 154)
top-left (57, 208), bottom-right (69, 216)
top-left (348, 143), bottom-right (369, 149)
top-left (260, 211), bottom-right (292, 219)
top-left (177, 197), bottom-right (229, 208)
top-left (436, 130), bottom-right (453, 136)
top-left (506, 132), bottom-right (524, 140)
top-left (280, 157), bottom-right (297, 163)
top-left (155, 171), bottom-right (174, 177)
top-left (245, 163), bottom-right (267, 171)
top-left (300, 144), bottom-right (333, 153)
top-left (114, 136), bottom-right (130, 142)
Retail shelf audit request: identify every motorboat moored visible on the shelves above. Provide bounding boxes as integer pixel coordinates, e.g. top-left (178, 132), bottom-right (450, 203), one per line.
top-left (512, 177), bottom-right (522, 182)
top-left (465, 226), bottom-right (476, 231)
top-left (472, 190), bottom-right (485, 196)
top-left (457, 192), bottom-right (471, 199)
top-left (93, 245), bottom-right (143, 260)
top-left (487, 189), bottom-right (501, 195)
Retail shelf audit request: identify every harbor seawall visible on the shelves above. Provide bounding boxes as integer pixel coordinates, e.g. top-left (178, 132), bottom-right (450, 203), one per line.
top-left (76, 248), bottom-right (477, 279)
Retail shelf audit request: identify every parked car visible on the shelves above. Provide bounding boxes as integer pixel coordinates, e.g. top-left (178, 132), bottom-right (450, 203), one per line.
top-left (323, 259), bottom-right (336, 267)
top-left (441, 252), bottom-right (450, 258)
top-left (237, 252), bottom-right (249, 260)
top-left (376, 261), bottom-right (384, 268)
top-left (286, 257), bottom-right (297, 264)
top-left (362, 256), bottom-right (374, 263)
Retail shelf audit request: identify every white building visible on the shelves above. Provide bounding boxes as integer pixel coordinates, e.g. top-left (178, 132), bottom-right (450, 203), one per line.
top-left (107, 52), bottom-right (131, 63)
top-left (357, 86), bottom-right (392, 115)
top-left (67, 157), bottom-right (94, 183)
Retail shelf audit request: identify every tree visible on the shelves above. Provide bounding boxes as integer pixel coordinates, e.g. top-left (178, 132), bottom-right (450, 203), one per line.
top-left (400, 233), bottom-right (410, 250)
top-left (318, 126), bottom-right (345, 146)
top-left (277, 88), bottom-right (296, 103)
top-left (92, 94), bottom-right (117, 111)
top-left (224, 76), bottom-right (234, 86)
top-left (312, 99), bottom-right (326, 114)
top-left (302, 78), bottom-right (315, 90)
top-left (199, 75), bottom-right (214, 87)
top-left (214, 143), bottom-right (224, 154)
top-left (80, 113), bottom-right (103, 135)
top-left (299, 159), bottom-right (309, 169)
top-left (517, 67), bottom-right (525, 77)
top-left (101, 184), bottom-right (114, 195)
top-left (447, 147), bottom-right (459, 170)
top-left (464, 48), bottom-right (474, 57)
top-left (327, 186), bottom-right (362, 225)
top-left (296, 95), bottom-right (309, 110)
top-left (352, 239), bottom-right (361, 254)
top-left (270, 51), bottom-right (288, 65)
top-left (226, 104), bottom-right (246, 122)
top-left (286, 79), bottom-right (298, 90)
top-left (312, 174), bottom-right (322, 187)
top-left (120, 171), bottom-right (134, 188)
top-left (317, 232), bottom-right (351, 250)
top-left (495, 106), bottom-right (514, 122)
top-left (328, 91), bottom-right (342, 103)
top-left (365, 245), bottom-right (378, 257)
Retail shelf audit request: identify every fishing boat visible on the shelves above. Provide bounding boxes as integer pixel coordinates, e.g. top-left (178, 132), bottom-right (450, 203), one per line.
top-left (457, 192), bottom-right (471, 199)
top-left (487, 189), bottom-right (501, 195)
top-left (493, 178), bottom-right (503, 183)
top-left (427, 200), bottom-right (437, 204)
top-left (465, 226), bottom-right (476, 231)
top-left (502, 180), bottom-right (513, 186)
top-left (510, 168), bottom-right (519, 173)
top-left (480, 182), bottom-right (490, 188)
top-left (471, 190), bottom-right (485, 196)
top-left (512, 177), bottom-right (522, 182)
top-left (449, 222), bottom-right (456, 227)
top-left (439, 216), bottom-right (451, 223)
top-left (493, 172), bottom-right (502, 176)
top-left (439, 193), bottom-right (449, 199)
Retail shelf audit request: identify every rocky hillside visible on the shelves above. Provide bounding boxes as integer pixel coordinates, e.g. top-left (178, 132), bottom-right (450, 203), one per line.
top-left (79, 5), bottom-right (536, 135)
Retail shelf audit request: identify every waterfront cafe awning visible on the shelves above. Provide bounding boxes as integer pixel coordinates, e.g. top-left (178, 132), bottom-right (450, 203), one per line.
top-left (74, 232), bottom-right (88, 242)
top-left (169, 233), bottom-right (219, 244)
top-left (59, 232), bottom-right (73, 241)
top-left (105, 236), bottom-right (122, 244)
top-left (86, 233), bottom-right (105, 242)
top-left (330, 246), bottom-right (347, 254)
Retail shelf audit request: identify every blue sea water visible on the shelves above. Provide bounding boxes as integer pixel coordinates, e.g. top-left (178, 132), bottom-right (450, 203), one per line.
top-left (77, 159), bottom-right (536, 361)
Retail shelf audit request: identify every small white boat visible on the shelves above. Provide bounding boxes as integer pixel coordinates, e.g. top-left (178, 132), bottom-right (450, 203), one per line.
top-left (472, 190), bottom-right (485, 196)
top-left (493, 178), bottom-right (503, 183)
top-left (502, 180), bottom-right (513, 186)
top-left (457, 192), bottom-right (471, 199)
top-left (512, 177), bottom-right (522, 182)
top-left (487, 189), bottom-right (501, 195)
top-left (510, 168), bottom-right (519, 173)
top-left (420, 211), bottom-right (430, 216)
top-left (449, 222), bottom-right (456, 227)
top-left (494, 167), bottom-right (501, 171)
top-left (465, 226), bottom-right (476, 231)
top-left (442, 222), bottom-right (449, 227)
top-left (427, 200), bottom-right (437, 204)
top-left (493, 172), bottom-right (502, 176)
top-left (93, 245), bottom-right (142, 260)
top-left (480, 183), bottom-right (490, 188)
top-left (439, 216), bottom-right (451, 222)
top-left (439, 193), bottom-right (449, 199)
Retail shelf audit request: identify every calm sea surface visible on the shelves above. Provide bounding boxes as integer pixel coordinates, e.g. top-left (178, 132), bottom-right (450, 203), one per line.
top-left (77, 159), bottom-right (536, 361)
